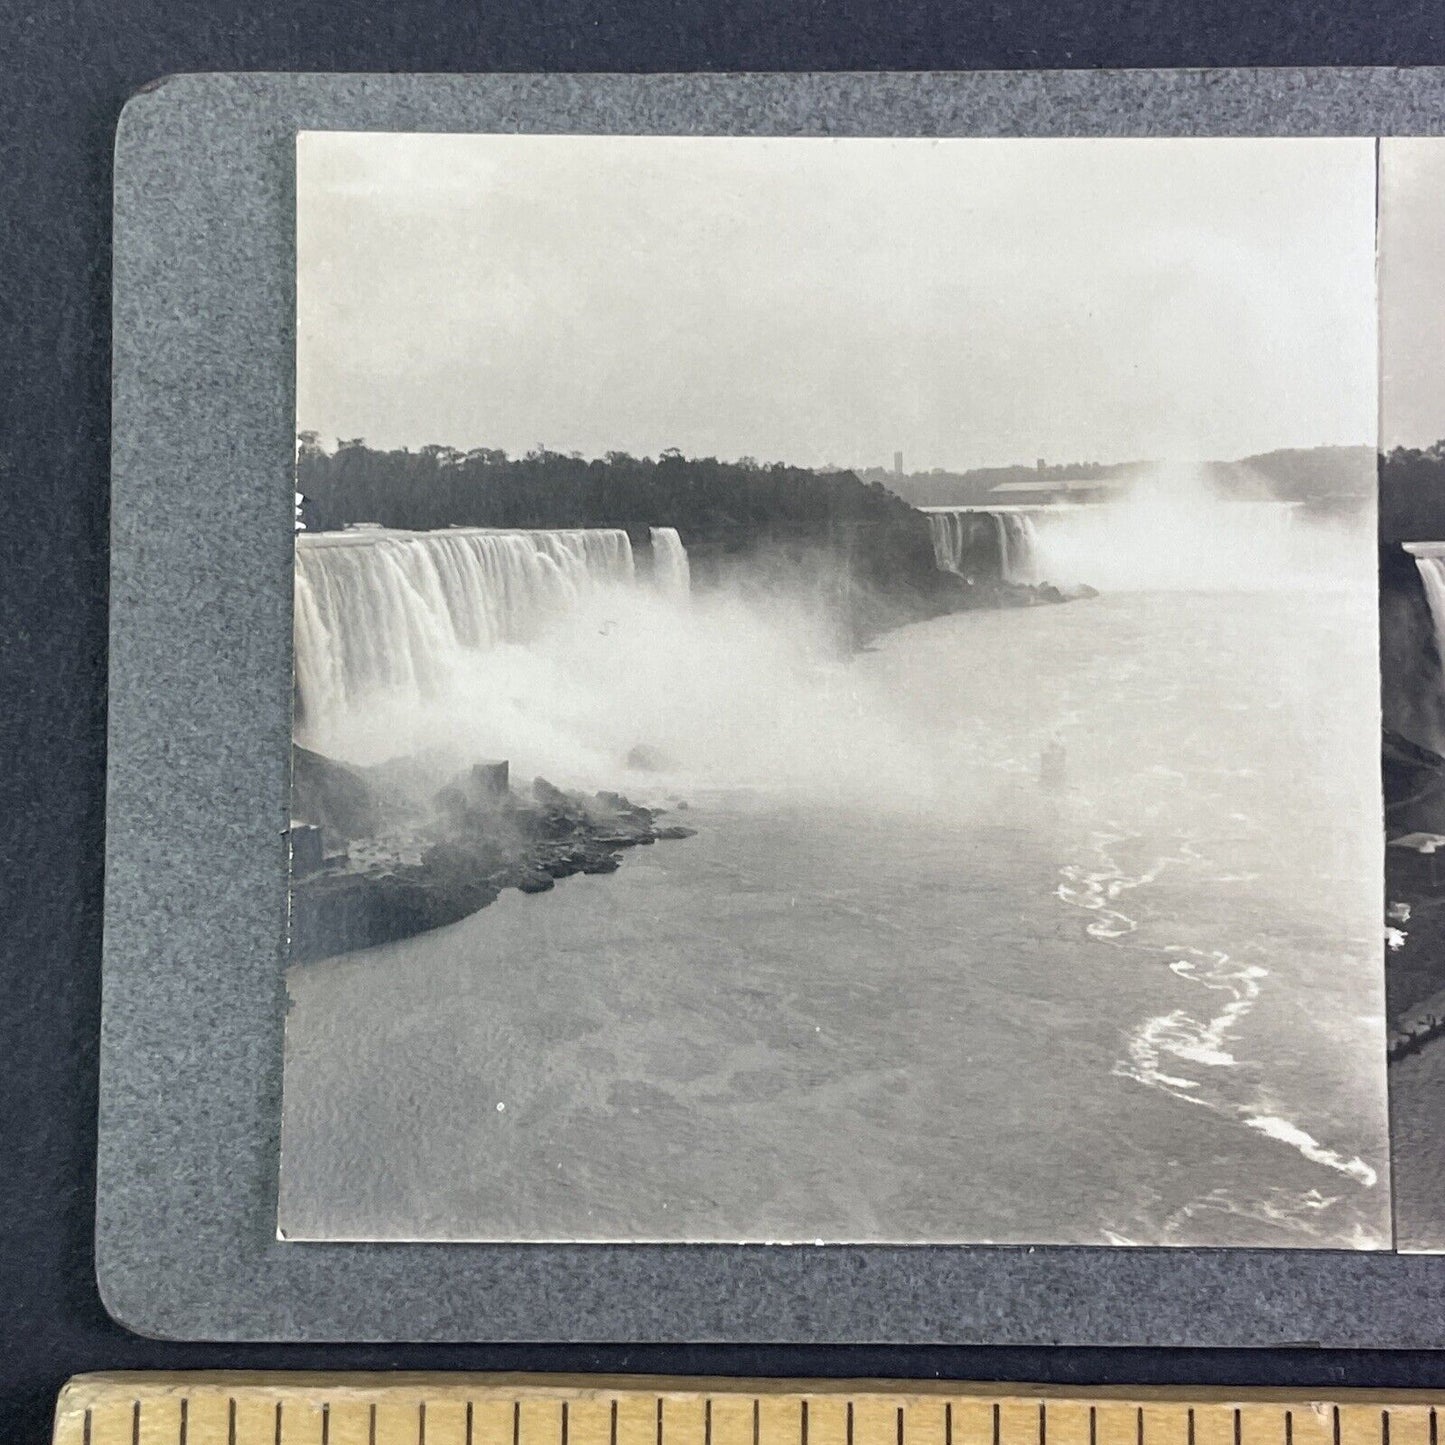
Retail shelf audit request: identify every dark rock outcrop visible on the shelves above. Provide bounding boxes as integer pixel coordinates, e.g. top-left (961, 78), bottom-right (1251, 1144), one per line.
top-left (288, 751), bottom-right (695, 964)
top-left (290, 745), bottom-right (384, 841)
top-left (1381, 544), bottom-right (1445, 824)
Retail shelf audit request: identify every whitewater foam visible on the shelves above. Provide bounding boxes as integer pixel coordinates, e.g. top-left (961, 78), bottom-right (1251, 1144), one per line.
top-left (1244, 1115), bottom-right (1377, 1187)
top-left (1055, 829), bottom-right (1192, 941)
top-left (1050, 811), bottom-right (1380, 1234)
top-left (295, 526), bottom-right (638, 738)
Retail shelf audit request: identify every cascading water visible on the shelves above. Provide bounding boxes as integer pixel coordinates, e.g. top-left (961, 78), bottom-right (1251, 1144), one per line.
top-left (1406, 543), bottom-right (1445, 667)
top-left (923, 507), bottom-right (1042, 585)
top-left (999, 513), bottom-right (1041, 586)
top-left (294, 526), bottom-right (637, 739)
top-left (650, 526), bottom-right (692, 601)
top-left (924, 508), bottom-right (979, 573)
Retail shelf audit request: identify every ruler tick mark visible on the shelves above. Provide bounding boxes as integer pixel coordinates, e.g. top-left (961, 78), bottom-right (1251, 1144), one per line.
top-left (64, 1382), bottom-right (1445, 1445)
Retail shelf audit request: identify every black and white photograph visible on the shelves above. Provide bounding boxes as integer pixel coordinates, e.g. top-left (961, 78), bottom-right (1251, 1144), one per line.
top-left (278, 133), bottom-right (1389, 1247)
top-left (1376, 136), bottom-right (1445, 1253)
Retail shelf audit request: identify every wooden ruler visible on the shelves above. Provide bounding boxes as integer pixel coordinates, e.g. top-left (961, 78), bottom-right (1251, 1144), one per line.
top-left (49, 1376), bottom-right (1445, 1445)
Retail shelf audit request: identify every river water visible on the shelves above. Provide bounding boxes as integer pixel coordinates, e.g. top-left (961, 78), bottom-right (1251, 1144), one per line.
top-left (279, 587), bottom-right (1389, 1246)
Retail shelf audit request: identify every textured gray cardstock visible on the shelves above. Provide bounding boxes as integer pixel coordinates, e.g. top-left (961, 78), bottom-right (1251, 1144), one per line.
top-left (103, 69), bottom-right (1445, 1344)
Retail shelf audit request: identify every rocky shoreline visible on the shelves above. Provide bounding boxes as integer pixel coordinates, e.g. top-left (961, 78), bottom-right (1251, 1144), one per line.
top-left (1382, 727), bottom-right (1445, 1061)
top-left (1385, 869), bottom-right (1445, 1063)
top-left (842, 567), bottom-right (1098, 647)
top-left (288, 748), bottom-right (694, 964)
top-left (286, 557), bottom-right (1092, 967)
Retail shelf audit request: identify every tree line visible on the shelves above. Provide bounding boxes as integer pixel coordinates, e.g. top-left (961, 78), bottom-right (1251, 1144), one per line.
top-left (295, 436), bottom-right (944, 597)
top-left (1382, 442), bottom-right (1445, 544)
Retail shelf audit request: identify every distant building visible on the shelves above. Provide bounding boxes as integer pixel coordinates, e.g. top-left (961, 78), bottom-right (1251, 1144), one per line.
top-left (990, 477), bottom-right (1122, 506)
top-left (893, 451), bottom-right (904, 478)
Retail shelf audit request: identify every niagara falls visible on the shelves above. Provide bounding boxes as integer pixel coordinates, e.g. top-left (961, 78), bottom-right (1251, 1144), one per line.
top-left (277, 131), bottom-right (1392, 1252)
top-left (278, 449), bottom-right (1387, 1250)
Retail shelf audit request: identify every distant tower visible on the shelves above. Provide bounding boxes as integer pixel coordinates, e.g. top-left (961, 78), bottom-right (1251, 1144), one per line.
top-left (1036, 457), bottom-right (1047, 472)
top-left (893, 451), bottom-right (904, 478)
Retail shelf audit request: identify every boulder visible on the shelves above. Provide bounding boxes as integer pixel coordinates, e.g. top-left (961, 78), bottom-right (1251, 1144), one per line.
top-left (289, 753), bottom-right (697, 959)
top-left (532, 776), bottom-right (576, 809)
top-left (291, 745), bottom-right (384, 841)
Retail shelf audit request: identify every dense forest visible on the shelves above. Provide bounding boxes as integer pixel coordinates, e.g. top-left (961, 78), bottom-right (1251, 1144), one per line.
top-left (298, 436), bottom-right (921, 537)
top-left (1381, 443), bottom-right (1445, 543)
top-left (295, 436), bottom-right (956, 621)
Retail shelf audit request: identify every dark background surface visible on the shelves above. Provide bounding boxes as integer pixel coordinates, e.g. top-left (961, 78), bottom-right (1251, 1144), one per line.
top-left (7, 2), bottom-right (1445, 1442)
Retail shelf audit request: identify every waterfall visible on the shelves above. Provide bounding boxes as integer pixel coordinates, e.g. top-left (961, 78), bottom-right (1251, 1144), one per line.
top-left (924, 507), bottom-right (1042, 585)
top-left (999, 513), bottom-right (1041, 586)
top-left (925, 508), bottom-right (994, 575)
top-left (926, 509), bottom-right (968, 572)
top-left (650, 527), bottom-right (692, 601)
top-left (1407, 544), bottom-right (1445, 667)
top-left (294, 526), bottom-right (637, 735)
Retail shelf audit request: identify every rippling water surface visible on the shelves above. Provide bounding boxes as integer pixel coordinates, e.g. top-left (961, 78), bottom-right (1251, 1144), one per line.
top-left (280, 590), bottom-right (1389, 1245)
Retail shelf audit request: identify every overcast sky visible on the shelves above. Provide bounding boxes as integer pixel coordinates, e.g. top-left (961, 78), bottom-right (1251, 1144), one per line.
top-left (297, 133), bottom-right (1378, 471)
top-left (1381, 139), bottom-right (1445, 452)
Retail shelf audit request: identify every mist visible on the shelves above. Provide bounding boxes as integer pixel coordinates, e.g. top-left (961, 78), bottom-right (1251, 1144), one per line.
top-left (1030, 462), bottom-right (1373, 593)
top-left (295, 468), bottom-right (1376, 831)
top-left (298, 571), bottom-right (971, 816)
top-left (283, 132), bottom-right (1391, 1253)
